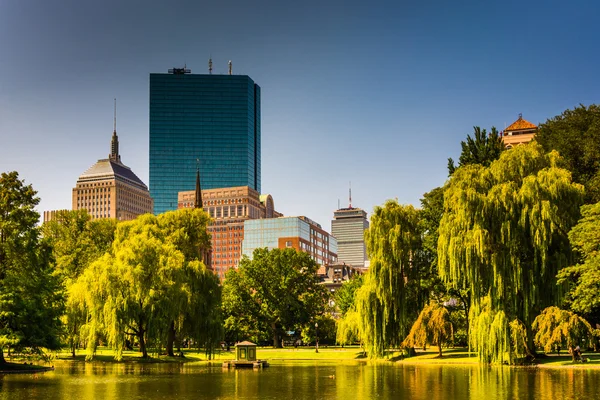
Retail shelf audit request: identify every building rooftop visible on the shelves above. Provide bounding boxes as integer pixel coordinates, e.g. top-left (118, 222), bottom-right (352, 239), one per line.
top-left (505, 115), bottom-right (537, 132)
top-left (78, 159), bottom-right (148, 190)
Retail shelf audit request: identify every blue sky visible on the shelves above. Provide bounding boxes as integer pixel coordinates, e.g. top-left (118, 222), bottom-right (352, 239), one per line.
top-left (1, 0), bottom-right (598, 229)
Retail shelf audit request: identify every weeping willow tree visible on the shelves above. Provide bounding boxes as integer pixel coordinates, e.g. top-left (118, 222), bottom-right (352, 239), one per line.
top-left (357, 201), bottom-right (426, 358)
top-left (532, 307), bottom-right (593, 361)
top-left (438, 143), bottom-right (584, 364)
top-left (78, 211), bottom-right (217, 360)
top-left (403, 302), bottom-right (453, 357)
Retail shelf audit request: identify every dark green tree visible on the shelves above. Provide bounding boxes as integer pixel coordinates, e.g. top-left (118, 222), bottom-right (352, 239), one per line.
top-left (438, 143), bottom-right (584, 363)
top-left (0, 172), bottom-right (62, 362)
top-left (536, 104), bottom-right (600, 204)
top-left (557, 202), bottom-right (600, 324)
top-left (222, 248), bottom-right (328, 348)
top-left (334, 274), bottom-right (363, 317)
top-left (448, 126), bottom-right (504, 174)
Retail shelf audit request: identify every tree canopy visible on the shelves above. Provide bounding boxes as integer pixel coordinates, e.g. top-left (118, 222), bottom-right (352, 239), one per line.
top-left (536, 104), bottom-right (600, 204)
top-left (437, 143), bottom-right (584, 363)
top-left (78, 209), bottom-right (218, 360)
top-left (222, 248), bottom-right (328, 348)
top-left (0, 171), bottom-right (62, 362)
top-left (557, 201), bottom-right (600, 322)
top-left (403, 302), bottom-right (453, 357)
top-left (42, 210), bottom-right (117, 357)
top-left (355, 201), bottom-right (426, 358)
top-left (532, 306), bottom-right (593, 361)
top-left (448, 126), bottom-right (504, 175)
top-left (334, 274), bottom-right (363, 317)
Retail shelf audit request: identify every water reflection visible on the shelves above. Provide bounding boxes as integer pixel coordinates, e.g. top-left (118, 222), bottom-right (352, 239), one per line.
top-left (0, 361), bottom-right (598, 400)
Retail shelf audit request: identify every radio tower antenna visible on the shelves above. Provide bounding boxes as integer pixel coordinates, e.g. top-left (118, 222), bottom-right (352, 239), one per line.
top-left (349, 181), bottom-right (352, 208)
top-left (209, 56), bottom-right (213, 74)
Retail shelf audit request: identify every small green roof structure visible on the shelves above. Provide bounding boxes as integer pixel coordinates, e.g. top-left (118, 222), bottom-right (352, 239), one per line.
top-left (235, 341), bottom-right (257, 362)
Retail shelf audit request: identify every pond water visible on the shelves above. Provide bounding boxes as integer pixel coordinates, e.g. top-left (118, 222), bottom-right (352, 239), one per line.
top-left (1, 360), bottom-right (598, 400)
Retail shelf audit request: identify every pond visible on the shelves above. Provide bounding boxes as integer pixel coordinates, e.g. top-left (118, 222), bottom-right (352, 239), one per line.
top-left (1, 361), bottom-right (598, 400)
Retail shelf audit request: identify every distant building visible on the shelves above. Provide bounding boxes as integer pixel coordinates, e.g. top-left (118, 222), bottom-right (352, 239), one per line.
top-left (317, 264), bottom-right (362, 294)
top-left (331, 207), bottom-right (369, 269)
top-left (72, 112), bottom-right (153, 221)
top-left (43, 209), bottom-right (70, 223)
top-left (150, 65), bottom-right (261, 214)
top-left (502, 114), bottom-right (537, 148)
top-left (178, 185), bottom-right (281, 279)
top-left (242, 216), bottom-right (338, 266)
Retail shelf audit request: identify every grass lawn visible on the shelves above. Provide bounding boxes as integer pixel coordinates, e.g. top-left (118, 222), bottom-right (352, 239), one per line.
top-left (49, 346), bottom-right (600, 370)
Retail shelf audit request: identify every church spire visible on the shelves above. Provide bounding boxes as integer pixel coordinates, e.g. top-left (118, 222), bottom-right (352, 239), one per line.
top-left (194, 159), bottom-right (203, 209)
top-left (109, 98), bottom-right (121, 163)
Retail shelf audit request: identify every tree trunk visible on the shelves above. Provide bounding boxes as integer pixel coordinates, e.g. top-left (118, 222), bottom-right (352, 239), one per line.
top-left (0, 347), bottom-right (5, 364)
top-left (438, 342), bottom-right (443, 357)
top-left (138, 330), bottom-right (148, 358)
top-left (71, 339), bottom-right (76, 358)
top-left (272, 322), bottom-right (281, 348)
top-left (166, 321), bottom-right (176, 357)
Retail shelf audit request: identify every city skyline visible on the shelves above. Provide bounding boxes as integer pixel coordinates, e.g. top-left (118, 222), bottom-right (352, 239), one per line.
top-left (1, 0), bottom-right (599, 228)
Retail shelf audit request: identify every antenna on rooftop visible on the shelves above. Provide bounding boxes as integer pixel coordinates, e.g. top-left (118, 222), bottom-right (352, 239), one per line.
top-left (349, 181), bottom-right (352, 208)
top-left (209, 57), bottom-right (213, 74)
top-left (113, 98), bottom-right (117, 132)
top-left (228, 60), bottom-right (232, 75)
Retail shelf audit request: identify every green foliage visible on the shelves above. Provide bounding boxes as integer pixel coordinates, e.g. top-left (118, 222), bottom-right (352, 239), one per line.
top-left (42, 210), bottom-right (117, 356)
top-left (358, 201), bottom-right (426, 358)
top-left (301, 314), bottom-right (336, 345)
top-left (448, 126), bottom-right (504, 175)
top-left (222, 248), bottom-right (328, 348)
top-left (536, 104), bottom-right (600, 204)
top-left (0, 172), bottom-right (63, 361)
top-left (532, 307), bottom-right (593, 357)
top-left (438, 143), bottom-right (584, 363)
top-left (336, 310), bottom-right (362, 346)
top-left (557, 202), bottom-right (600, 318)
top-left (334, 274), bottom-right (363, 317)
top-left (79, 209), bottom-right (218, 360)
top-left (403, 302), bottom-right (453, 356)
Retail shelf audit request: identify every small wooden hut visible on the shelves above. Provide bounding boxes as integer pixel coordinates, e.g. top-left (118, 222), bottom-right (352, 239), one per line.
top-left (222, 341), bottom-right (268, 369)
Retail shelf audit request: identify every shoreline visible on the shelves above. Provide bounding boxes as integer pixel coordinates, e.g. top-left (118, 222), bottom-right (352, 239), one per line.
top-left (6, 347), bottom-right (599, 372)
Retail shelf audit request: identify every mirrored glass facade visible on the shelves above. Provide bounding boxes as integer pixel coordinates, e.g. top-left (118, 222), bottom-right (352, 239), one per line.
top-left (242, 217), bottom-right (338, 266)
top-left (150, 72), bottom-right (261, 214)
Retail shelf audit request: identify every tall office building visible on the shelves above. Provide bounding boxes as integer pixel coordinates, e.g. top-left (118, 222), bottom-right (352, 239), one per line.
top-left (331, 206), bottom-right (369, 269)
top-left (72, 114), bottom-right (153, 221)
top-left (150, 65), bottom-right (261, 214)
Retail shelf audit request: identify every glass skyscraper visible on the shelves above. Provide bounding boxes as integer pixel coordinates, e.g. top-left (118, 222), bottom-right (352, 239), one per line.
top-left (149, 69), bottom-right (261, 214)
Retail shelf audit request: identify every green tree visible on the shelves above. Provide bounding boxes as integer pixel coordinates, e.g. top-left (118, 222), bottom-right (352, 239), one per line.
top-left (156, 209), bottom-right (218, 357)
top-left (532, 307), bottom-right (593, 361)
top-left (357, 201), bottom-right (426, 358)
top-left (80, 213), bottom-right (212, 360)
top-left (334, 274), bottom-right (363, 317)
top-left (557, 202), bottom-right (600, 323)
top-left (536, 104), bottom-right (600, 204)
top-left (336, 309), bottom-right (362, 347)
top-left (437, 143), bottom-right (584, 364)
top-left (0, 171), bottom-right (62, 362)
top-left (403, 302), bottom-right (453, 357)
top-left (448, 126), bottom-right (504, 174)
top-left (222, 248), bottom-right (328, 348)
top-left (42, 210), bottom-right (116, 357)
